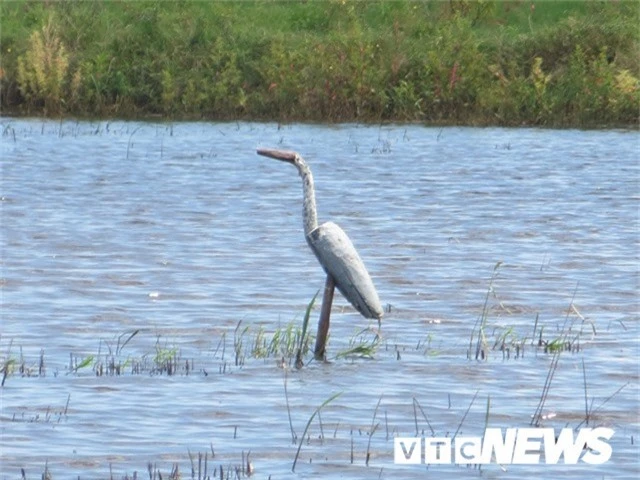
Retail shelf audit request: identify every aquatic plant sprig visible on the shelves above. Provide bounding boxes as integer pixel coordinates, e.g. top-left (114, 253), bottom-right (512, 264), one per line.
top-left (296, 290), bottom-right (319, 369)
top-left (334, 326), bottom-right (381, 360)
top-left (292, 391), bottom-right (343, 472)
top-left (468, 261), bottom-right (502, 361)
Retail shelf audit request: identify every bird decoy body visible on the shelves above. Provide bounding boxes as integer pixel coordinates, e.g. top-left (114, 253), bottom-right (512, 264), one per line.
top-left (306, 221), bottom-right (382, 319)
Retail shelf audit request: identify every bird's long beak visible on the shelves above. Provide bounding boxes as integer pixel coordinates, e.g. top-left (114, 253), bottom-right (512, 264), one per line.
top-left (257, 148), bottom-right (297, 163)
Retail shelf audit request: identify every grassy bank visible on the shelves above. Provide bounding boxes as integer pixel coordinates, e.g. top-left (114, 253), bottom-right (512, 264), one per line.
top-left (1, 0), bottom-right (638, 126)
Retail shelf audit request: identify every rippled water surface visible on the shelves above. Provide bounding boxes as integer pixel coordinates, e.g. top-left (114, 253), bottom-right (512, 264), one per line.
top-left (1, 120), bottom-right (639, 479)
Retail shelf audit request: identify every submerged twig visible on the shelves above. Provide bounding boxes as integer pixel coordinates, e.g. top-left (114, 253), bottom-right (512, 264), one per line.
top-left (412, 397), bottom-right (435, 436)
top-left (575, 382), bottom-right (629, 429)
top-left (452, 390), bottom-right (479, 441)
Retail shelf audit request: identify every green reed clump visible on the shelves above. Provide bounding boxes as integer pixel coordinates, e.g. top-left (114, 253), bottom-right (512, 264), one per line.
top-left (335, 327), bottom-right (380, 360)
top-left (230, 317), bottom-right (314, 367)
top-left (1, 0), bottom-right (638, 125)
top-left (250, 321), bottom-right (313, 360)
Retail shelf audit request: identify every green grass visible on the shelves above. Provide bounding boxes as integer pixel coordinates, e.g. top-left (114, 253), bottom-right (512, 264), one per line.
top-left (1, 0), bottom-right (638, 126)
top-left (467, 262), bottom-right (598, 361)
top-left (335, 327), bottom-right (380, 360)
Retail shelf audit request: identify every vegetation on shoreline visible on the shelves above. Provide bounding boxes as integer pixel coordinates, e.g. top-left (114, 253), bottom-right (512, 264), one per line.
top-left (1, 0), bottom-right (638, 126)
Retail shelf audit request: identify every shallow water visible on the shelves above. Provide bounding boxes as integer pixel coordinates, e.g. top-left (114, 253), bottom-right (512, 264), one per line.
top-left (1, 120), bottom-right (639, 479)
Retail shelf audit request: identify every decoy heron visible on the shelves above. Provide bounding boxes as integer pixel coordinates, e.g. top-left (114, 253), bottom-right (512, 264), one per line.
top-left (256, 148), bottom-right (383, 360)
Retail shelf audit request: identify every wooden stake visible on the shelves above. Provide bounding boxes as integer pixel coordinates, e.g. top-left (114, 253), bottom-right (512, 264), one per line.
top-left (314, 274), bottom-right (335, 360)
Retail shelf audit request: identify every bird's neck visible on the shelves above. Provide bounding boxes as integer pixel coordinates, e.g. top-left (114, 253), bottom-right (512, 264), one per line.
top-left (296, 160), bottom-right (319, 236)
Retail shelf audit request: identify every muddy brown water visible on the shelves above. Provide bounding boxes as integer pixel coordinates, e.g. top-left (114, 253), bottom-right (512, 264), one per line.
top-left (1, 120), bottom-right (638, 479)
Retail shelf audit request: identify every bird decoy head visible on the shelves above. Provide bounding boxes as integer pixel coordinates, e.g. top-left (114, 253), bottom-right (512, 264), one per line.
top-left (257, 148), bottom-right (299, 165)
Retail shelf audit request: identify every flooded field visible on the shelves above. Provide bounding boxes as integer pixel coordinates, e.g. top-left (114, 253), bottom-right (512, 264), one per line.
top-left (1, 120), bottom-right (638, 479)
